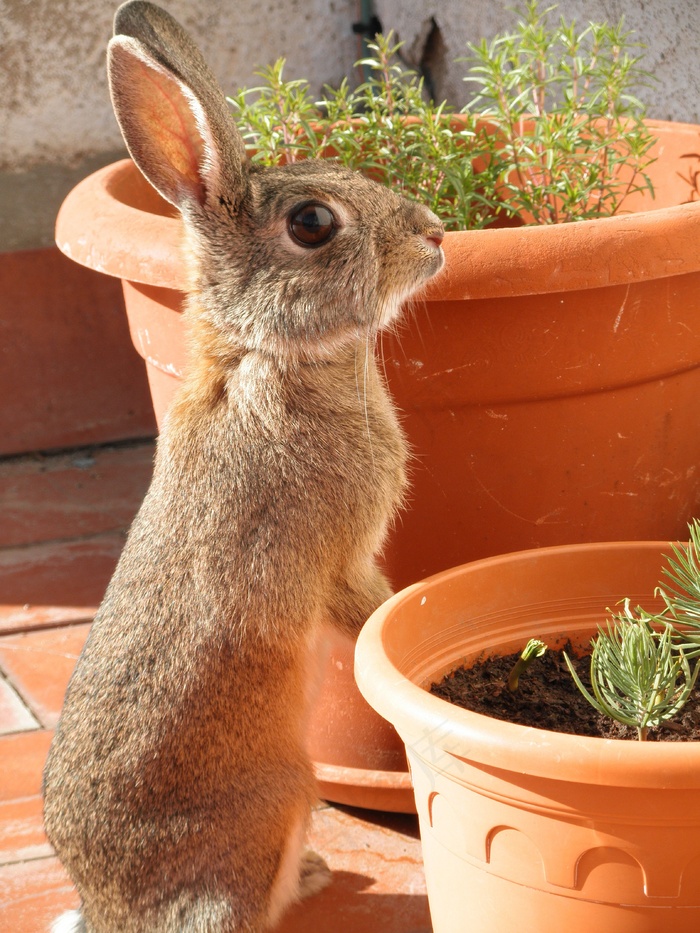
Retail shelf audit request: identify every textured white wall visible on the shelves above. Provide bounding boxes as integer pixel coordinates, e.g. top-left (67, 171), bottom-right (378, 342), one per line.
top-left (3, 0), bottom-right (697, 170)
top-left (0, 0), bottom-right (360, 171)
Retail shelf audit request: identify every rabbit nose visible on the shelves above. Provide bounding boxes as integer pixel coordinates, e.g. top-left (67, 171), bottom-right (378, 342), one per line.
top-left (425, 229), bottom-right (444, 249)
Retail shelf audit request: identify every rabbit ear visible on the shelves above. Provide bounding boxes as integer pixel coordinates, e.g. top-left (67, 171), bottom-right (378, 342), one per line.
top-left (107, 0), bottom-right (247, 212)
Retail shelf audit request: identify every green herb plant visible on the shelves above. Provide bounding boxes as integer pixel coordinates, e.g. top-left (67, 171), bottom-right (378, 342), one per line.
top-left (564, 602), bottom-right (697, 741)
top-left (228, 34), bottom-right (493, 230)
top-left (228, 1), bottom-right (656, 231)
top-left (463, 0), bottom-right (656, 224)
top-left (656, 518), bottom-right (700, 656)
top-left (563, 519), bottom-right (700, 741)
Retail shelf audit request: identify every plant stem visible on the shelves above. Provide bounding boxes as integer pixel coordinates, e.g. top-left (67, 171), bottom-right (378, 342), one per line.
top-left (508, 639), bottom-right (547, 692)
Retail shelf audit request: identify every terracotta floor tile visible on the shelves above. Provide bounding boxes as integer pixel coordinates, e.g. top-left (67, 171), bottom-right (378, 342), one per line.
top-left (0, 246), bottom-right (157, 457)
top-left (0, 855), bottom-right (79, 933)
top-left (0, 535), bottom-right (122, 608)
top-left (0, 795), bottom-right (52, 866)
top-left (0, 731), bottom-right (54, 802)
top-left (0, 441), bottom-right (154, 549)
top-left (276, 805), bottom-right (431, 933)
top-left (0, 673), bottom-right (39, 736)
top-left (0, 624), bottom-right (91, 729)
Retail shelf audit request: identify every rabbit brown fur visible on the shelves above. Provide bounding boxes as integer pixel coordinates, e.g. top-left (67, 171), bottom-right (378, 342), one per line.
top-left (43, 2), bottom-right (444, 931)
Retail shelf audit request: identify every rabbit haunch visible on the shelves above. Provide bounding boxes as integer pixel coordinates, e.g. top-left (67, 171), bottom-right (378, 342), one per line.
top-left (43, 2), bottom-right (444, 932)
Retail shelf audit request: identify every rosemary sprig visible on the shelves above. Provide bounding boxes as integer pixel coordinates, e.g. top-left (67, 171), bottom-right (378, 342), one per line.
top-left (565, 603), bottom-right (698, 741)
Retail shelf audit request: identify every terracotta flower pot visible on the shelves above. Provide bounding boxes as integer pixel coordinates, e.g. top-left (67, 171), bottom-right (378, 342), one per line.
top-left (304, 631), bottom-right (413, 811)
top-left (56, 118), bottom-right (700, 812)
top-left (56, 119), bottom-right (700, 583)
top-left (355, 540), bottom-right (700, 933)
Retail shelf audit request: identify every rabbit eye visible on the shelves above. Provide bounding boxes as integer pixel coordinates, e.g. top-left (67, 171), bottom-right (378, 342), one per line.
top-left (288, 202), bottom-right (336, 247)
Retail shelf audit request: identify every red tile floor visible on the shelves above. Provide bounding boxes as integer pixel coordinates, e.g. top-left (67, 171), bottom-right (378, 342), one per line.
top-left (0, 441), bottom-right (431, 932)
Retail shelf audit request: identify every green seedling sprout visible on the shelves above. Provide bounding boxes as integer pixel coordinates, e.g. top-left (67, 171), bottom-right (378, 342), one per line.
top-left (565, 601), bottom-right (699, 740)
top-left (508, 638), bottom-right (547, 692)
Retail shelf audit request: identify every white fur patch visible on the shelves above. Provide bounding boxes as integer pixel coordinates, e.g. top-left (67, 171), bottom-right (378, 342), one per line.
top-left (265, 814), bottom-right (307, 928)
top-left (51, 909), bottom-right (85, 933)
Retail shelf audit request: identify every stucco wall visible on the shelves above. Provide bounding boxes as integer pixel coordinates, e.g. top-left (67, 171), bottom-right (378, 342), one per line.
top-left (1, 0), bottom-right (361, 172)
top-left (375, 0), bottom-right (700, 124)
top-left (0, 0), bottom-right (361, 249)
top-left (1, 0), bottom-right (698, 249)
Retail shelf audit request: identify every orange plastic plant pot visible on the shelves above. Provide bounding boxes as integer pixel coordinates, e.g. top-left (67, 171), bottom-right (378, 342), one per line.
top-left (355, 541), bottom-right (700, 932)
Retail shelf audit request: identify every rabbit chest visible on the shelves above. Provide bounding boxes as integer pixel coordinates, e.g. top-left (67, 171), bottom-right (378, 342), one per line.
top-left (236, 350), bottom-right (407, 541)
top-left (161, 347), bottom-right (407, 595)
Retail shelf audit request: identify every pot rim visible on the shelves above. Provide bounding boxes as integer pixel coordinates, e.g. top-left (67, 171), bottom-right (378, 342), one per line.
top-left (55, 119), bottom-right (700, 298)
top-left (355, 540), bottom-right (700, 788)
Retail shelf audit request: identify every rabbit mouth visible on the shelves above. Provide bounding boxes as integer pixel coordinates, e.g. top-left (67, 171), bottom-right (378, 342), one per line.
top-left (378, 246), bottom-right (445, 330)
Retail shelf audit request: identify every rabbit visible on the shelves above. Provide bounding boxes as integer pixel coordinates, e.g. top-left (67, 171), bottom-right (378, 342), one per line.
top-left (42, 2), bottom-right (444, 931)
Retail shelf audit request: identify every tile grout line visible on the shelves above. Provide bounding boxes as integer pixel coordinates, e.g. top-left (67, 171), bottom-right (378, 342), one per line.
top-left (0, 436), bottom-right (156, 470)
top-left (0, 848), bottom-right (57, 869)
top-left (0, 616), bottom-right (96, 638)
top-left (0, 528), bottom-right (128, 556)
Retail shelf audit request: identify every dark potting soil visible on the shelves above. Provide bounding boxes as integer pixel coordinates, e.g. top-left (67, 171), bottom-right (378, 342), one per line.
top-left (430, 645), bottom-right (700, 741)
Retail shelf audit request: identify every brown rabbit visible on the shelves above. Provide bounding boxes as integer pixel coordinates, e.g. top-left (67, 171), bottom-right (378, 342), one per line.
top-left (42, 2), bottom-right (444, 931)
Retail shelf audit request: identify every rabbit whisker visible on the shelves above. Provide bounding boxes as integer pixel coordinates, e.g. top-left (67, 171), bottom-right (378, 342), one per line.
top-left (355, 331), bottom-right (376, 472)
top-left (376, 324), bottom-right (391, 403)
